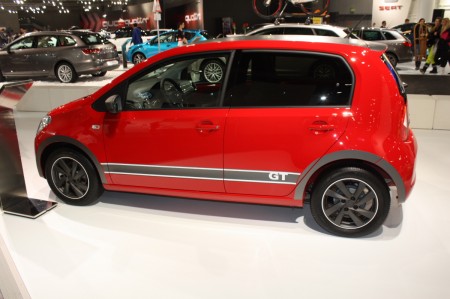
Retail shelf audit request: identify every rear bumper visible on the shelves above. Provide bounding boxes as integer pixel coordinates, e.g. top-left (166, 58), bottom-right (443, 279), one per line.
top-left (76, 57), bottom-right (120, 75)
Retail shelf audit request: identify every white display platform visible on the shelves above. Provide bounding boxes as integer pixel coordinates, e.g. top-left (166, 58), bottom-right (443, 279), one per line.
top-left (1, 63), bottom-right (450, 298)
top-left (0, 105), bottom-right (449, 299)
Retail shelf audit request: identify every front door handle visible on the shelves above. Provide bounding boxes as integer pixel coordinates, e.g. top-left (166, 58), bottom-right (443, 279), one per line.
top-left (196, 121), bottom-right (220, 133)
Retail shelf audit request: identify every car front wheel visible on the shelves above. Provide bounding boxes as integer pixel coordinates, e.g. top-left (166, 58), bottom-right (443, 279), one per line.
top-left (45, 149), bottom-right (103, 205)
top-left (56, 62), bottom-right (78, 83)
top-left (132, 53), bottom-right (146, 64)
top-left (310, 167), bottom-right (390, 237)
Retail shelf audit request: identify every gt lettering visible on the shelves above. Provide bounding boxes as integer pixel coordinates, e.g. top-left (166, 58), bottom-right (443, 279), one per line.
top-left (269, 172), bottom-right (288, 181)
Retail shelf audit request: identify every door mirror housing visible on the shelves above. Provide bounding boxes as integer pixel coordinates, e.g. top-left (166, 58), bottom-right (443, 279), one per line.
top-left (105, 95), bottom-right (122, 114)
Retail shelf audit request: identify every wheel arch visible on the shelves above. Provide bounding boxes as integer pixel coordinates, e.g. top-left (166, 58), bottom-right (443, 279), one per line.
top-left (54, 59), bottom-right (77, 74)
top-left (36, 136), bottom-right (107, 184)
top-left (294, 150), bottom-right (406, 204)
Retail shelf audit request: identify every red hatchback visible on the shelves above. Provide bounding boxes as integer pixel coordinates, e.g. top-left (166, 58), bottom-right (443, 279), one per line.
top-left (35, 36), bottom-right (417, 237)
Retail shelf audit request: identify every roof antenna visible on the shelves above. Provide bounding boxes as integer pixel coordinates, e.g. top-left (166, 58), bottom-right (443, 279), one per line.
top-left (346, 14), bottom-right (367, 38)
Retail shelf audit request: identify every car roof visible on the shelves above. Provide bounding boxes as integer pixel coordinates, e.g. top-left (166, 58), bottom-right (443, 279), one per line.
top-left (246, 23), bottom-right (351, 33)
top-left (220, 34), bottom-right (384, 49)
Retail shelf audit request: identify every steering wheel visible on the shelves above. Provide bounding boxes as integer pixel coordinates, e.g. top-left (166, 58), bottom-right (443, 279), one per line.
top-left (161, 78), bottom-right (184, 107)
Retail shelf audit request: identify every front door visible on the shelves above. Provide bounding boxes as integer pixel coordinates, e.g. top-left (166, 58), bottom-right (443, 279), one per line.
top-left (102, 53), bottom-right (231, 193)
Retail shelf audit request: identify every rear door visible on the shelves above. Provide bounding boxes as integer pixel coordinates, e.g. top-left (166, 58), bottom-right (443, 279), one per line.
top-left (223, 51), bottom-right (354, 197)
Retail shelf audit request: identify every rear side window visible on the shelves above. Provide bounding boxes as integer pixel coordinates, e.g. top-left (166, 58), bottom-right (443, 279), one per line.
top-left (78, 33), bottom-right (109, 45)
top-left (59, 35), bottom-right (76, 46)
top-left (362, 30), bottom-right (383, 41)
top-left (383, 31), bottom-right (400, 40)
top-left (225, 51), bottom-right (353, 107)
top-left (283, 27), bottom-right (314, 35)
top-left (37, 36), bottom-right (58, 48)
top-left (253, 28), bottom-right (284, 35)
top-left (314, 29), bottom-right (339, 37)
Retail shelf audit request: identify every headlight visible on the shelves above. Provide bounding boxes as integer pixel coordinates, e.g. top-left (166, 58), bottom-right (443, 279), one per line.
top-left (37, 115), bottom-right (51, 134)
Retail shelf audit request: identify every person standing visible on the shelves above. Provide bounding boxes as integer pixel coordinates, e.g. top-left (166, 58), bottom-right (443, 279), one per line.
top-left (421, 17), bottom-right (442, 74)
top-left (176, 22), bottom-right (187, 46)
top-left (435, 18), bottom-right (450, 74)
top-left (131, 23), bottom-right (143, 45)
top-left (413, 18), bottom-right (428, 70)
top-left (381, 20), bottom-right (387, 28)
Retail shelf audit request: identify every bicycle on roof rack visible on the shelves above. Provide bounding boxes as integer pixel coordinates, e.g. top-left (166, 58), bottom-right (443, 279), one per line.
top-left (252, 0), bottom-right (330, 22)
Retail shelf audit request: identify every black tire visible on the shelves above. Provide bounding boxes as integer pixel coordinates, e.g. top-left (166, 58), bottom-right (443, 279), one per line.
top-left (200, 59), bottom-right (225, 83)
top-left (132, 52), bottom-right (146, 64)
top-left (92, 71), bottom-right (107, 77)
top-left (310, 167), bottom-right (390, 237)
top-left (55, 62), bottom-right (78, 83)
top-left (386, 52), bottom-right (398, 67)
top-left (252, 0), bottom-right (283, 20)
top-left (45, 149), bottom-right (103, 205)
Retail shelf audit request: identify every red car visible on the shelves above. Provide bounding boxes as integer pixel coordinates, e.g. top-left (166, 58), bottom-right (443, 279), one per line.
top-left (35, 36), bottom-right (417, 237)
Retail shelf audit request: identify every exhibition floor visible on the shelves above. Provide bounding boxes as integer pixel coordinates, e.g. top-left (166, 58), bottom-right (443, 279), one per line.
top-left (1, 106), bottom-right (450, 298)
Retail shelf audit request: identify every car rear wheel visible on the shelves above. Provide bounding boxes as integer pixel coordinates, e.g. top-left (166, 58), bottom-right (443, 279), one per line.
top-left (310, 167), bottom-right (390, 237)
top-left (56, 62), bottom-right (78, 83)
top-left (200, 59), bottom-right (225, 83)
top-left (45, 149), bottom-right (103, 205)
top-left (92, 71), bottom-right (107, 77)
top-left (132, 53), bottom-right (146, 64)
top-left (386, 52), bottom-right (398, 67)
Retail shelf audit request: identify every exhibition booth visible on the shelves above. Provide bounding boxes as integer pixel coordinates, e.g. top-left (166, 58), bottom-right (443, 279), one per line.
top-left (1, 0), bottom-right (450, 298)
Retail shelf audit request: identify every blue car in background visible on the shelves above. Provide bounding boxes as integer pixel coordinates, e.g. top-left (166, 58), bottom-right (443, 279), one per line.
top-left (126, 30), bottom-right (210, 64)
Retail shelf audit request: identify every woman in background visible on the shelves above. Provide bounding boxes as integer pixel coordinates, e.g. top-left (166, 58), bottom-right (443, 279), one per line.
top-left (413, 18), bottom-right (428, 70)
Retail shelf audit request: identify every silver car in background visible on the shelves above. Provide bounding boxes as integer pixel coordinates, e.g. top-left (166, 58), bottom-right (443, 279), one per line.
top-left (245, 23), bottom-right (359, 39)
top-left (0, 30), bottom-right (120, 83)
top-left (352, 28), bottom-right (413, 66)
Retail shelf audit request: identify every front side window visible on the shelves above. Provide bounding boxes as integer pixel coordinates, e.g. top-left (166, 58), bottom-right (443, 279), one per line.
top-left (10, 37), bottom-right (34, 50)
top-left (124, 54), bottom-right (229, 110)
top-left (225, 51), bottom-right (353, 107)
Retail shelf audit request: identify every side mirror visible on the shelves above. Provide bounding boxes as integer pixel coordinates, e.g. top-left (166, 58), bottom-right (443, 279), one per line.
top-left (402, 82), bottom-right (408, 89)
top-left (105, 95), bottom-right (122, 114)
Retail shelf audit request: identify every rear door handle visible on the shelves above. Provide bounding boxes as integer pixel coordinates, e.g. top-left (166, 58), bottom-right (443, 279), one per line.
top-left (309, 121), bottom-right (335, 133)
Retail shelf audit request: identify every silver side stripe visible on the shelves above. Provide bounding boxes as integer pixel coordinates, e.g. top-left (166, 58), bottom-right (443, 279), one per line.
top-left (102, 163), bottom-right (301, 185)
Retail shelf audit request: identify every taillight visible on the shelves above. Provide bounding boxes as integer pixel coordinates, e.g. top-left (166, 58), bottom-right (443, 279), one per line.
top-left (82, 48), bottom-right (101, 55)
top-left (402, 41), bottom-right (412, 47)
top-left (401, 105), bottom-right (410, 141)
